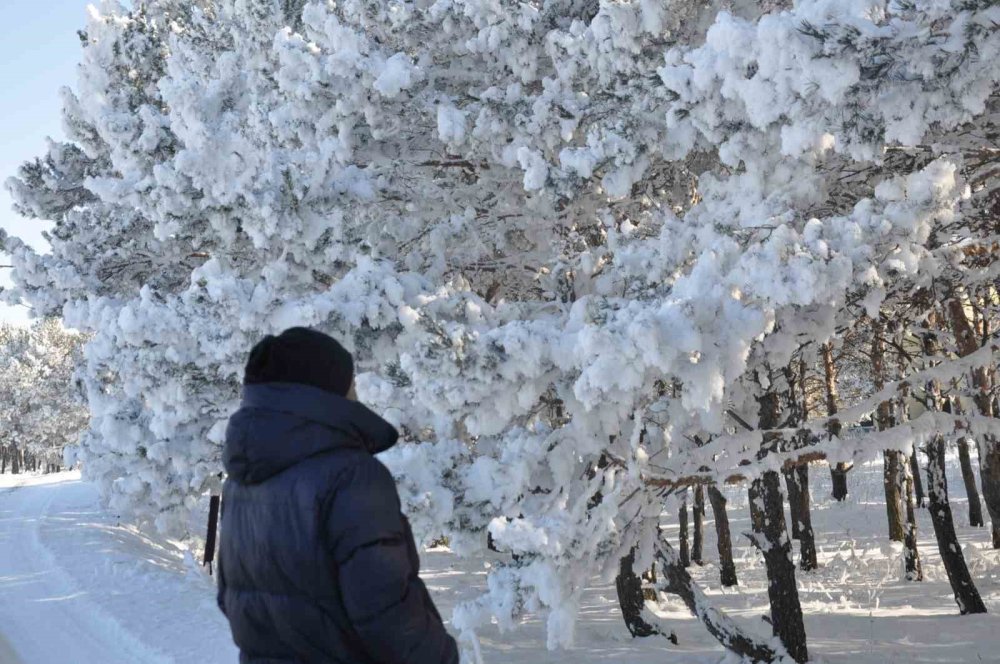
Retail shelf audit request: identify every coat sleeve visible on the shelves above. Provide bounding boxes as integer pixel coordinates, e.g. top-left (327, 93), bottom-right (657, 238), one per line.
top-left (325, 456), bottom-right (459, 664)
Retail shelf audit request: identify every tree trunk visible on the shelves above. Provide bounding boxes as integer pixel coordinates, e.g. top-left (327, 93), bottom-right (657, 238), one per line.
top-left (948, 298), bottom-right (1000, 535)
top-left (921, 320), bottom-right (987, 611)
top-left (707, 486), bottom-right (738, 587)
top-left (980, 434), bottom-right (1000, 548)
top-left (793, 464), bottom-right (818, 571)
top-left (822, 342), bottom-right (850, 501)
top-left (899, 383), bottom-right (926, 509)
top-left (748, 381), bottom-right (808, 662)
top-left (957, 437), bottom-right (985, 527)
top-left (883, 452), bottom-right (905, 541)
top-left (749, 472), bottom-right (809, 663)
top-left (692, 485), bottom-right (704, 565)
top-left (784, 467), bottom-right (802, 540)
top-left (886, 385), bottom-right (923, 580)
top-left (11, 448), bottom-right (20, 475)
top-left (873, 320), bottom-right (904, 540)
top-left (830, 464), bottom-right (849, 502)
top-left (926, 435), bottom-right (987, 614)
top-left (616, 548), bottom-right (661, 638)
top-left (910, 447), bottom-right (926, 507)
top-left (899, 452), bottom-right (923, 581)
top-left (678, 494), bottom-right (690, 568)
top-left (655, 542), bottom-right (778, 662)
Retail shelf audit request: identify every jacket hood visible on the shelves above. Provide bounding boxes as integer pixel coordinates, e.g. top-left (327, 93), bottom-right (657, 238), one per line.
top-left (223, 382), bottom-right (399, 484)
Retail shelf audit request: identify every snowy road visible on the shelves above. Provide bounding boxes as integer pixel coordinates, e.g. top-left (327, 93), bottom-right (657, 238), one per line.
top-left (0, 473), bottom-right (237, 664)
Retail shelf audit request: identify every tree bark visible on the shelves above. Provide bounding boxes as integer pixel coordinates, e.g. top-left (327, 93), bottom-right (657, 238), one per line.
top-left (886, 389), bottom-right (924, 580)
top-left (692, 485), bottom-right (705, 565)
top-left (957, 436), bottom-right (985, 527)
top-left (793, 464), bottom-right (818, 571)
top-left (678, 494), bottom-right (690, 568)
top-left (910, 447), bottom-right (926, 507)
top-left (616, 548), bottom-right (661, 638)
top-left (899, 453), bottom-right (923, 581)
top-left (749, 471), bottom-right (809, 663)
top-left (822, 342), bottom-right (850, 501)
top-left (11, 448), bottom-right (20, 475)
top-left (873, 319), bottom-right (905, 541)
top-left (750, 382), bottom-right (808, 663)
top-left (784, 467), bottom-right (802, 540)
top-left (948, 297), bottom-right (1000, 535)
top-left (655, 542), bottom-right (778, 662)
top-left (926, 434), bottom-right (987, 614)
top-left (883, 452), bottom-right (906, 541)
top-left (707, 486), bottom-right (738, 587)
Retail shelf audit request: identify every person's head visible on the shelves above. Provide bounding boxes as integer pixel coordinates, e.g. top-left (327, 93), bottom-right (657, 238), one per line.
top-left (244, 327), bottom-right (355, 398)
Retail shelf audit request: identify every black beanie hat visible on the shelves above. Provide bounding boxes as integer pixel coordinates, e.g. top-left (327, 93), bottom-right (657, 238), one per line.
top-left (244, 327), bottom-right (355, 397)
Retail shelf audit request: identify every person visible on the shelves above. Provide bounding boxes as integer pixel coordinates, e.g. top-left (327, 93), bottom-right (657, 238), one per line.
top-left (217, 327), bottom-right (459, 663)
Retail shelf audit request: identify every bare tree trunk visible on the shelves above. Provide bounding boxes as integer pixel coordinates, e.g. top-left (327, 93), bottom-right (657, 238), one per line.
top-left (926, 434), bottom-right (987, 614)
top-left (750, 387), bottom-right (808, 663)
top-left (616, 548), bottom-right (661, 638)
top-left (899, 388), bottom-right (926, 508)
top-left (707, 486), bottom-right (738, 587)
top-left (793, 464), bottom-right (818, 571)
top-left (784, 467), bottom-right (802, 540)
top-left (749, 472), bottom-right (808, 663)
top-left (981, 433), bottom-right (1000, 549)
top-left (942, 396), bottom-right (985, 528)
top-left (11, 448), bottom-right (20, 475)
top-left (873, 319), bottom-right (905, 541)
top-left (692, 485), bottom-right (705, 565)
top-left (822, 342), bottom-right (850, 501)
top-left (883, 452), bottom-right (905, 541)
top-left (678, 493), bottom-right (690, 568)
top-left (958, 436), bottom-right (985, 527)
top-left (899, 454), bottom-right (923, 581)
top-left (922, 321), bottom-right (987, 613)
top-left (655, 543), bottom-right (778, 662)
top-left (948, 297), bottom-right (1000, 538)
top-left (888, 388), bottom-right (924, 580)
top-left (910, 446), bottom-right (926, 507)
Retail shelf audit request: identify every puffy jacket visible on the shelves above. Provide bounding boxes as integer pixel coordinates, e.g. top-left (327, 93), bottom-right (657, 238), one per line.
top-left (218, 382), bottom-right (459, 664)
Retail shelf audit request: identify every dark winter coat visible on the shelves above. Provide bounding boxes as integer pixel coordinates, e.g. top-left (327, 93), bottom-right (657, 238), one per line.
top-left (217, 382), bottom-right (459, 664)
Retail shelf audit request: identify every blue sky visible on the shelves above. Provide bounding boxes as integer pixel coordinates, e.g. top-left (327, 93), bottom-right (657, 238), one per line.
top-left (0, 0), bottom-right (94, 325)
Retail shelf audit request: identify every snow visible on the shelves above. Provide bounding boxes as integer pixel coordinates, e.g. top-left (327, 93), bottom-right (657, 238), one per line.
top-left (0, 472), bottom-right (236, 664)
top-left (373, 53), bottom-right (419, 98)
top-left (3, 459), bottom-right (1000, 663)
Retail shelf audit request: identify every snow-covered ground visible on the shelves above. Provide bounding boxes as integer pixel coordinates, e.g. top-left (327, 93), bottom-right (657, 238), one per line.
top-left (0, 471), bottom-right (236, 663)
top-left (2, 460), bottom-right (1000, 663)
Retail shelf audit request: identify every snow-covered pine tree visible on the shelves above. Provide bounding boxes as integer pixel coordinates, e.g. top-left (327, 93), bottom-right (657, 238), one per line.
top-left (0, 319), bottom-right (88, 472)
top-left (3, 0), bottom-right (1000, 660)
